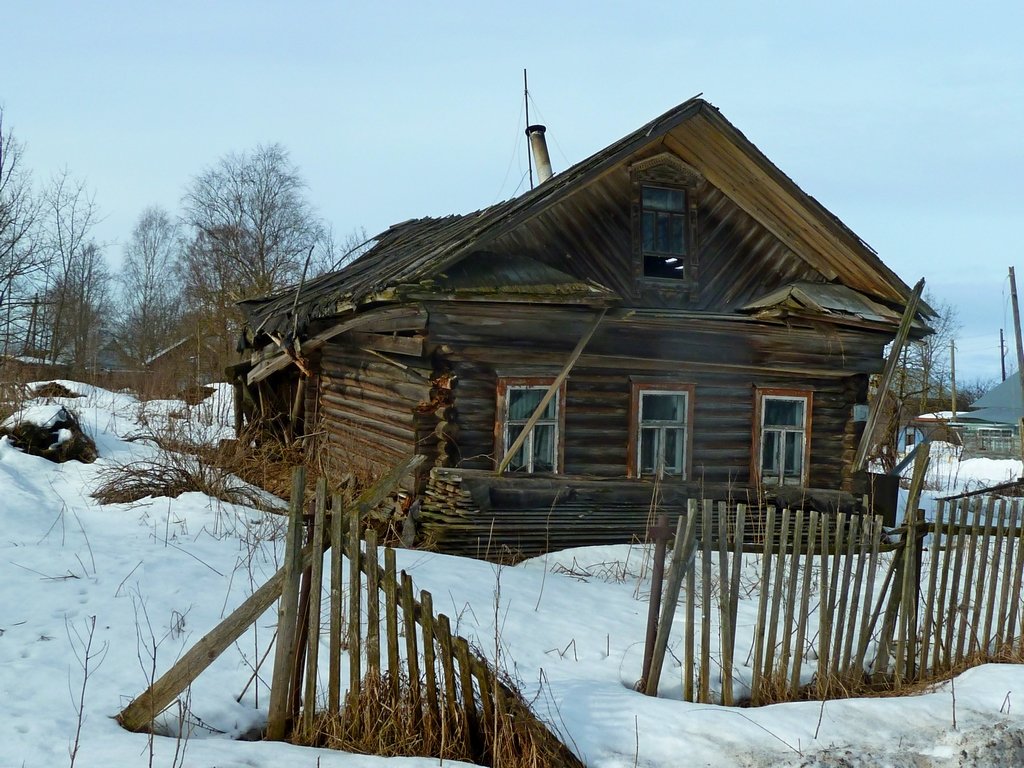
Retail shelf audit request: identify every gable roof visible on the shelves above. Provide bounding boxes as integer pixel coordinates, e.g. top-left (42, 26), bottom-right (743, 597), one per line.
top-left (241, 97), bottom-right (922, 344)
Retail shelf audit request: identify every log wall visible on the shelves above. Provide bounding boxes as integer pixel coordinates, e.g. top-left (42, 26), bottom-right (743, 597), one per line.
top-left (427, 302), bottom-right (880, 490)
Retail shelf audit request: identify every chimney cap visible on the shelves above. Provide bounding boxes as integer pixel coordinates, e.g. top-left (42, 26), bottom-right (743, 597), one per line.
top-left (525, 124), bottom-right (547, 137)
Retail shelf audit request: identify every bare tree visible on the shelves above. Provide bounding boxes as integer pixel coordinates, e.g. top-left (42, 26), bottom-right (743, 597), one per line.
top-left (119, 206), bottom-right (183, 364)
top-left (39, 170), bottom-right (109, 372)
top-left (179, 143), bottom-right (326, 368)
top-left (0, 109), bottom-right (44, 357)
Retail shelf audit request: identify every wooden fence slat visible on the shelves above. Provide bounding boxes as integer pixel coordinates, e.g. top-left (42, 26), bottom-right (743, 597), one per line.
top-left (699, 500), bottom-right (713, 703)
top-left (763, 507), bottom-right (790, 686)
top-left (834, 514), bottom-right (859, 678)
top-left (454, 637), bottom-right (480, 753)
top-left (943, 498), bottom-right (971, 670)
top-left (365, 530), bottom-right (380, 676)
top-left (328, 493), bottom-right (344, 713)
top-left (728, 504), bottom-right (746, 656)
top-left (967, 497), bottom-right (997, 655)
top-left (435, 614), bottom-right (462, 730)
top-left (791, 510), bottom-right (818, 692)
top-left (717, 501), bottom-right (734, 706)
top-left (779, 509), bottom-right (804, 687)
top-left (266, 467), bottom-right (307, 740)
top-left (348, 505), bottom-right (362, 701)
top-left (384, 548), bottom-right (400, 696)
top-left (932, 499), bottom-right (956, 672)
top-left (894, 509), bottom-right (916, 683)
top-left (816, 514), bottom-right (833, 698)
top-left (300, 478), bottom-right (328, 737)
top-left (401, 572), bottom-right (422, 723)
top-left (645, 510), bottom-right (697, 697)
top-left (851, 515), bottom-right (880, 676)
top-left (999, 500), bottom-right (1022, 649)
top-left (983, 499), bottom-right (1008, 654)
top-left (954, 499), bottom-right (983, 665)
top-left (419, 590), bottom-right (442, 733)
top-left (919, 502), bottom-right (943, 676)
top-left (750, 505), bottom-right (776, 705)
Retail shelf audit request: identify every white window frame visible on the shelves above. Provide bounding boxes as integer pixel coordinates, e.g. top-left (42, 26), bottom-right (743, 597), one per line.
top-left (629, 381), bottom-right (694, 479)
top-left (495, 379), bottom-right (564, 474)
top-left (757, 392), bottom-right (810, 486)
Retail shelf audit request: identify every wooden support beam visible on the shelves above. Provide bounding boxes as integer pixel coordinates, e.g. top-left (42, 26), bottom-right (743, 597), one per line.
top-left (497, 309), bottom-right (607, 474)
top-left (853, 278), bottom-right (925, 472)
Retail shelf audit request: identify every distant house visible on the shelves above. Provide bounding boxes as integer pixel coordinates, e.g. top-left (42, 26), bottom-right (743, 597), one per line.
top-left (234, 98), bottom-right (929, 551)
top-left (951, 374), bottom-right (1022, 457)
top-left (144, 336), bottom-right (222, 394)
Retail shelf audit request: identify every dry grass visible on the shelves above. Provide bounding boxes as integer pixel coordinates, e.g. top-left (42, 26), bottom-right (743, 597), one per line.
top-left (0, 406), bottom-right (98, 463)
top-left (293, 670), bottom-right (582, 767)
top-left (92, 453), bottom-right (270, 509)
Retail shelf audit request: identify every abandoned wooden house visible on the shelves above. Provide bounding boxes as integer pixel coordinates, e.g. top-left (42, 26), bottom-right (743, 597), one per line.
top-left (234, 97), bottom-right (929, 556)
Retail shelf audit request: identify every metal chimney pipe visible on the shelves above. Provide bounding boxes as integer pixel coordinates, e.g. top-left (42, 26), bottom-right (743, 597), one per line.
top-left (526, 124), bottom-right (553, 184)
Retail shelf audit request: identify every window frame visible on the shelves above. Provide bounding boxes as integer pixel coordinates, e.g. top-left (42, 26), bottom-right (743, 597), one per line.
top-left (752, 387), bottom-right (813, 487)
top-left (628, 381), bottom-right (695, 480)
top-left (494, 377), bottom-right (566, 474)
top-left (630, 153), bottom-right (702, 292)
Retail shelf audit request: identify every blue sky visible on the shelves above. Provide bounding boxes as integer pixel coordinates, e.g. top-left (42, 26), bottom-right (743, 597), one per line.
top-left (4, 1), bottom-right (1022, 381)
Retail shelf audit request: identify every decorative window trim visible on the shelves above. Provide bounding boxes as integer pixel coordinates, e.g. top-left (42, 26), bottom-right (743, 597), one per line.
top-left (494, 377), bottom-right (566, 474)
top-left (752, 387), bottom-right (813, 487)
top-left (630, 153), bottom-right (702, 294)
top-left (628, 381), bottom-right (695, 479)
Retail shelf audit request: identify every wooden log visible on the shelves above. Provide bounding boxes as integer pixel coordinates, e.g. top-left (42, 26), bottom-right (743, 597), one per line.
top-left (300, 479), bottom-right (328, 736)
top-left (266, 467), bottom-right (307, 740)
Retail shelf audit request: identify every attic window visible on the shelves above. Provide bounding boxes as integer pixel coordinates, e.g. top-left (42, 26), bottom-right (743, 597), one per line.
top-left (641, 185), bottom-right (688, 278)
top-left (630, 153), bottom-right (702, 288)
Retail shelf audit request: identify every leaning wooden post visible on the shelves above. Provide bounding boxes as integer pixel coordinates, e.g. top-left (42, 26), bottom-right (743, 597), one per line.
top-left (644, 512), bottom-right (698, 696)
top-left (300, 478), bottom-right (328, 738)
top-left (266, 466), bottom-right (307, 740)
top-left (640, 514), bottom-right (670, 689)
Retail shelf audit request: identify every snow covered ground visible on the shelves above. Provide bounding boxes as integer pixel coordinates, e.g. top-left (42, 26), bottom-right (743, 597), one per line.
top-left (2, 382), bottom-right (1024, 767)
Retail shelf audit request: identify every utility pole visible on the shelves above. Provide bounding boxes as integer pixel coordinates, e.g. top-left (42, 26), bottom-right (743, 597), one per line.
top-left (1001, 328), bottom-right (1007, 381)
top-left (950, 339), bottom-right (957, 422)
top-left (1008, 267), bottom-right (1024, 465)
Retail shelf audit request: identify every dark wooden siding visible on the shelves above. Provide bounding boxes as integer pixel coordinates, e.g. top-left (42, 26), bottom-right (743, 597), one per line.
top-left (428, 302), bottom-right (882, 490)
top-left (316, 343), bottom-right (436, 489)
top-left (488, 153), bottom-right (824, 314)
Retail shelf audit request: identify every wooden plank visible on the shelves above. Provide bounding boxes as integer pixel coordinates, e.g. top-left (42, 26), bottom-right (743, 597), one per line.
top-left (346, 331), bottom-right (425, 358)
top-left (954, 499), bottom-right (983, 664)
top-left (968, 497), bottom-right (997, 655)
top-left (791, 510), bottom-right (819, 692)
top-left (454, 636), bottom-right (480, 751)
top-left (1002, 500), bottom-right (1023, 649)
top-left (300, 478), bottom-right (328, 736)
top-left (943, 498), bottom-right (971, 670)
top-left (853, 278), bottom-right (925, 471)
top-left (717, 501), bottom-right (735, 706)
top-left (763, 507), bottom-right (791, 687)
top-left (833, 515), bottom-right (858, 677)
top-left (266, 467), bottom-right (307, 740)
top-left (853, 516), bottom-right (882, 675)
top-left (497, 308), bottom-right (607, 474)
top-left (816, 514), bottom-right (833, 697)
top-left (841, 515), bottom-right (868, 675)
top-left (919, 504), bottom-right (943, 676)
top-left (435, 614), bottom-right (461, 729)
top-left (248, 307), bottom-right (427, 384)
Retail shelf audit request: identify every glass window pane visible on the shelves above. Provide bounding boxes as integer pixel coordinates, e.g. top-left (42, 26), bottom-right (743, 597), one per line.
top-left (783, 432), bottom-right (802, 478)
top-left (642, 186), bottom-right (685, 212)
top-left (532, 424), bottom-right (556, 472)
top-left (764, 398), bottom-right (803, 428)
top-left (641, 393), bottom-right (684, 422)
top-left (640, 428), bottom-right (658, 474)
top-left (505, 424), bottom-right (529, 472)
top-left (663, 428), bottom-right (683, 474)
top-left (671, 216), bottom-right (686, 255)
top-left (761, 430), bottom-right (780, 475)
top-left (508, 388), bottom-right (556, 420)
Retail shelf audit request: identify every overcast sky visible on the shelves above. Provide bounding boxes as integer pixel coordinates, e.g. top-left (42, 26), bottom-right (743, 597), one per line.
top-left (4, 1), bottom-right (1022, 381)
